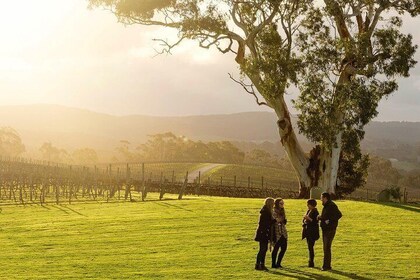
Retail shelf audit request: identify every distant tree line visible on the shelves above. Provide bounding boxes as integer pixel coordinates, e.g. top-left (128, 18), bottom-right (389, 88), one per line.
top-left (39, 142), bottom-right (98, 165)
top-left (0, 127), bottom-right (25, 157)
top-left (0, 126), bottom-right (98, 165)
top-left (2, 127), bottom-right (420, 194)
top-left (116, 132), bottom-right (245, 164)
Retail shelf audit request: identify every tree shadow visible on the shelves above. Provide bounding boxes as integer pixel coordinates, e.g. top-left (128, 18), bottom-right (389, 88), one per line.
top-left (40, 204), bottom-right (51, 210)
top-left (266, 267), bottom-right (337, 280)
top-left (265, 267), bottom-right (373, 280)
top-left (133, 197), bottom-right (200, 203)
top-left (152, 201), bottom-right (194, 212)
top-left (371, 202), bottom-right (420, 214)
top-left (51, 204), bottom-right (70, 215)
top-left (61, 204), bottom-right (87, 217)
top-left (329, 269), bottom-right (373, 280)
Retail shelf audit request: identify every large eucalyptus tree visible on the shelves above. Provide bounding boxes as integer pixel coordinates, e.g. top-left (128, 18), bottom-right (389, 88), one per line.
top-left (89, 0), bottom-right (418, 197)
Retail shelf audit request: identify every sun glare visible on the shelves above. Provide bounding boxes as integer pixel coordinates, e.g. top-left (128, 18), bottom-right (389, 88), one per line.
top-left (0, 1), bottom-right (78, 72)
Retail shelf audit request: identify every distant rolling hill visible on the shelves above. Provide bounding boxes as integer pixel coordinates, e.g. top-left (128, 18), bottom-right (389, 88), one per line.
top-left (1, 104), bottom-right (420, 161)
top-left (0, 105), bottom-right (280, 151)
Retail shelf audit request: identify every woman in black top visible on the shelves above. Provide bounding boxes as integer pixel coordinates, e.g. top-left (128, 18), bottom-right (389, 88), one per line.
top-left (302, 199), bottom-right (320, 267)
top-left (254, 197), bottom-right (275, 271)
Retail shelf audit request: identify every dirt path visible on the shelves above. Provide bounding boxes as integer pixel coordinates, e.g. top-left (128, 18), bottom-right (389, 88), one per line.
top-left (188, 163), bottom-right (225, 182)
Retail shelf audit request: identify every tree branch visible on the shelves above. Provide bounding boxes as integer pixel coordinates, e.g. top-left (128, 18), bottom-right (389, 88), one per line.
top-left (152, 37), bottom-right (185, 56)
top-left (228, 73), bottom-right (271, 107)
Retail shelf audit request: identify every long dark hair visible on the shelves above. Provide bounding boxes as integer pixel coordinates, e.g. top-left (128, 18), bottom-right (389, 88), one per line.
top-left (274, 198), bottom-right (286, 219)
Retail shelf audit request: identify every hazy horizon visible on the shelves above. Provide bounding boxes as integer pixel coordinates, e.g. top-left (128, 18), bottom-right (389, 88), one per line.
top-left (0, 1), bottom-right (419, 121)
top-left (3, 103), bottom-right (420, 122)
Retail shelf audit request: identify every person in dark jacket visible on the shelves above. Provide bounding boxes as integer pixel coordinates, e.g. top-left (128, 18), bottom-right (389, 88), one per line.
top-left (317, 192), bottom-right (342, 271)
top-left (302, 199), bottom-right (320, 267)
top-left (271, 198), bottom-right (288, 268)
top-left (254, 197), bottom-right (275, 271)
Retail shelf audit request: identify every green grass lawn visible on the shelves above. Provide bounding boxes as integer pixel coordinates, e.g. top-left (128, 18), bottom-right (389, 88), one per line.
top-left (0, 194), bottom-right (419, 279)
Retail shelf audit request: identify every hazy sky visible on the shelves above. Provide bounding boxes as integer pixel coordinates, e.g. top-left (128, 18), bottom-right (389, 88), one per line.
top-left (0, 0), bottom-right (419, 121)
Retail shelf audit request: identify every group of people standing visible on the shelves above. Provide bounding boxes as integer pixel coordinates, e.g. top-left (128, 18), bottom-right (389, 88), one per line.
top-left (254, 192), bottom-right (342, 271)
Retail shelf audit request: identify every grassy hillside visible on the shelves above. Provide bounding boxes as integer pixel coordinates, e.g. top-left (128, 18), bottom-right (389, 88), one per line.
top-left (98, 162), bottom-right (207, 182)
top-left (0, 194), bottom-right (418, 279)
top-left (204, 164), bottom-right (298, 190)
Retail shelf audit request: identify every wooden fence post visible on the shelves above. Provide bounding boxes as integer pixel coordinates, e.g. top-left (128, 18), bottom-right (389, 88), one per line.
top-left (29, 173), bottom-right (33, 202)
top-left (141, 165), bottom-right (149, 201)
top-left (178, 171), bottom-right (188, 200)
top-left (125, 164), bottom-right (132, 201)
top-left (117, 167), bottom-right (121, 200)
top-left (141, 162), bottom-right (145, 193)
top-left (159, 171), bottom-right (164, 200)
top-left (94, 166), bottom-right (98, 200)
top-left (55, 178), bottom-right (60, 205)
top-left (107, 164), bottom-right (112, 201)
top-left (172, 170), bottom-right (175, 185)
top-left (69, 165), bottom-right (73, 204)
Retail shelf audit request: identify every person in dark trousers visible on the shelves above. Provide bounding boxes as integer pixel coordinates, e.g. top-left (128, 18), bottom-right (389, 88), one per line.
top-left (271, 198), bottom-right (288, 268)
top-left (317, 192), bottom-right (342, 271)
top-left (254, 197), bottom-right (275, 271)
top-left (302, 199), bottom-right (320, 268)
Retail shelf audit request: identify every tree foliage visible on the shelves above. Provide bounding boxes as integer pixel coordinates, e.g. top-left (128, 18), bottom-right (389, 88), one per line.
top-left (115, 132), bottom-right (245, 163)
top-left (72, 148), bottom-right (99, 165)
top-left (39, 142), bottom-right (69, 163)
top-left (89, 0), bottom-right (419, 195)
top-left (336, 130), bottom-right (369, 197)
top-left (0, 127), bottom-right (25, 157)
top-left (294, 1), bottom-right (417, 150)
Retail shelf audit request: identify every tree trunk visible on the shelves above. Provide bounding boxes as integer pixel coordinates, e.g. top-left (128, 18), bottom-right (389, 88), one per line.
top-left (244, 61), bottom-right (352, 199)
top-left (310, 135), bottom-right (342, 195)
top-left (272, 96), bottom-right (311, 198)
top-left (291, 64), bottom-right (351, 197)
top-left (272, 96), bottom-right (343, 198)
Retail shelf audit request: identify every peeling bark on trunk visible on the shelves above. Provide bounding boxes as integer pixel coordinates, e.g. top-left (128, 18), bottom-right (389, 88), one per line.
top-left (305, 139), bottom-right (341, 196)
top-left (272, 96), bottom-right (311, 198)
top-left (272, 95), bottom-right (343, 198)
top-left (245, 58), bottom-right (352, 199)
top-left (316, 148), bottom-right (334, 193)
top-left (329, 132), bottom-right (342, 194)
top-left (272, 96), bottom-right (344, 197)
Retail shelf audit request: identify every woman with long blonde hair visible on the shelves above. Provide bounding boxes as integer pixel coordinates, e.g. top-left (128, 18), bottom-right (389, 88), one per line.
top-left (254, 197), bottom-right (275, 271)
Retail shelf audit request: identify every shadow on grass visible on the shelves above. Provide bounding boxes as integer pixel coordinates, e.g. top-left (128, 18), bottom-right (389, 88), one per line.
top-left (132, 197), bottom-right (200, 203)
top-left (266, 267), bottom-right (373, 280)
top-left (40, 204), bottom-right (51, 210)
top-left (329, 269), bottom-right (373, 280)
top-left (371, 202), bottom-right (420, 214)
top-left (61, 204), bottom-right (87, 217)
top-left (266, 267), bottom-right (336, 280)
top-left (153, 201), bottom-right (194, 212)
top-left (51, 204), bottom-right (70, 215)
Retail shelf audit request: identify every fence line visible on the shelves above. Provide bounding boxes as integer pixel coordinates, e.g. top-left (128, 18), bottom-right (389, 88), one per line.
top-left (0, 158), bottom-right (298, 205)
top-left (0, 157), bottom-right (418, 205)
